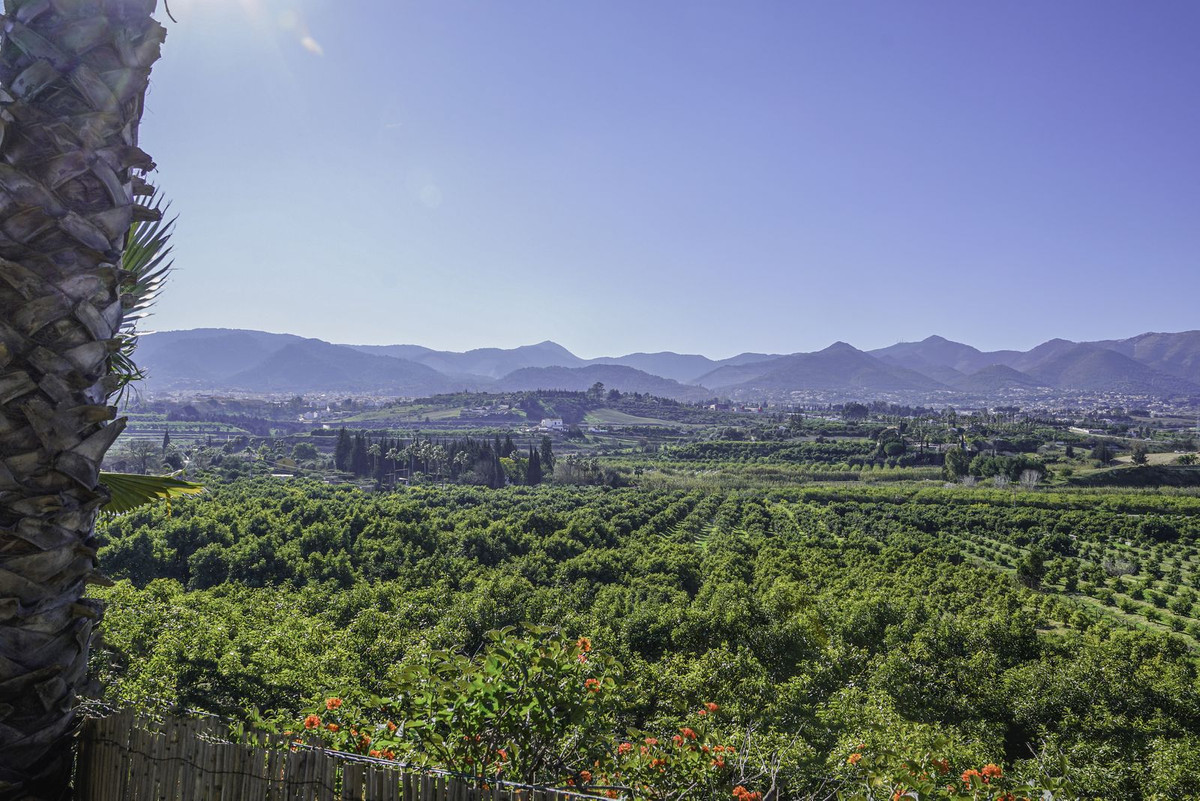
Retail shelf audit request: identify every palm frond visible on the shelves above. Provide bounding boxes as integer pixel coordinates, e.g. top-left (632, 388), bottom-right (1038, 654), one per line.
top-left (99, 472), bottom-right (204, 517)
top-left (111, 185), bottom-right (176, 404)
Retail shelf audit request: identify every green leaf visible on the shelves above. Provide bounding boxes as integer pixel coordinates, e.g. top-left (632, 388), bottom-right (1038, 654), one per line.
top-left (99, 472), bottom-right (204, 516)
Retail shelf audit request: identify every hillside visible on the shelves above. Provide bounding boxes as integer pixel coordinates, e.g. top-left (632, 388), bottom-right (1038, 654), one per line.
top-left (135, 329), bottom-right (305, 388)
top-left (1089, 330), bottom-right (1200, 381)
top-left (224, 340), bottom-right (460, 395)
top-left (1018, 343), bottom-right (1199, 395)
top-left (949, 364), bottom-right (1048, 392)
top-left (703, 342), bottom-right (946, 394)
top-left (870, 334), bottom-right (997, 374)
top-left (492, 364), bottom-right (710, 400)
top-left (413, 341), bottom-right (586, 379)
top-left (587, 352), bottom-right (718, 383)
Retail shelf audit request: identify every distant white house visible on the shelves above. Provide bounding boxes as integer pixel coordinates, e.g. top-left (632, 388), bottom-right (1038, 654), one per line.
top-left (540, 418), bottom-right (565, 431)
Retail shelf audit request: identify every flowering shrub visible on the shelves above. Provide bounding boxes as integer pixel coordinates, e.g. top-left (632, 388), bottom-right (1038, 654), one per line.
top-left (589, 703), bottom-right (753, 801)
top-left (838, 740), bottom-right (1075, 801)
top-left (274, 627), bottom-right (766, 801)
top-left (282, 626), bottom-right (618, 785)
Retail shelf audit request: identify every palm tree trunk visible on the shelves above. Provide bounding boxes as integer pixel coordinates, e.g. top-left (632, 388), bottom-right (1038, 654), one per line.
top-left (0, 0), bottom-right (163, 795)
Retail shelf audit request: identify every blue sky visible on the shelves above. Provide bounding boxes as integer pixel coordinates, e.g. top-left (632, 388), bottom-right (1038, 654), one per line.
top-left (143, 0), bottom-right (1200, 359)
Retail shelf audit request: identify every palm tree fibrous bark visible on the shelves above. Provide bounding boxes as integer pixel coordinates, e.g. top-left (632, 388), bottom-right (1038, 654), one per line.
top-left (0, 0), bottom-right (163, 794)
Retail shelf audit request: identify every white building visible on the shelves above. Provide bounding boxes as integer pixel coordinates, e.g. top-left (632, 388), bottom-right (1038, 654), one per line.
top-left (540, 418), bottom-right (565, 431)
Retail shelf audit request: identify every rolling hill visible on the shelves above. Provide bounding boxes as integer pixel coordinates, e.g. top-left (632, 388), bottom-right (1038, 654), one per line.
top-left (949, 364), bottom-right (1048, 393)
top-left (492, 365), bottom-right (710, 401)
top-left (223, 340), bottom-right (459, 395)
top-left (700, 342), bottom-right (947, 394)
top-left (1017, 343), bottom-right (1199, 395)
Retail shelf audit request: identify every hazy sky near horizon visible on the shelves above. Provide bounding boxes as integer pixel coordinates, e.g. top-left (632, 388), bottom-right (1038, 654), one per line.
top-left (143, 0), bottom-right (1200, 359)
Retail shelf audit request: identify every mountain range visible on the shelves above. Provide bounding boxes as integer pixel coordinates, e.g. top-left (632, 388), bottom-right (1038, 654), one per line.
top-left (133, 329), bottom-right (1200, 401)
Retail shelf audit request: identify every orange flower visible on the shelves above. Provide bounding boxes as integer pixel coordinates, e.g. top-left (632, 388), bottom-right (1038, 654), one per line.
top-left (326, 723), bottom-right (339, 733)
top-left (931, 759), bottom-right (950, 774)
top-left (848, 753), bottom-right (862, 766)
top-left (962, 768), bottom-right (981, 784)
top-left (644, 737), bottom-right (659, 746)
top-left (497, 748), bottom-right (508, 760)
top-left (580, 770), bottom-right (592, 782)
top-left (577, 637), bottom-right (592, 652)
top-left (585, 678), bottom-right (601, 693)
top-left (606, 792), bottom-right (618, 799)
top-left (618, 742), bottom-right (633, 755)
top-left (303, 715), bottom-right (321, 730)
top-left (981, 764), bottom-right (1003, 781)
top-left (386, 721), bottom-right (397, 733)
top-left (325, 697), bottom-right (342, 710)
top-left (711, 757), bottom-right (726, 769)
top-left (705, 702), bottom-right (720, 713)
top-left (680, 727), bottom-right (697, 740)
top-left (369, 749), bottom-right (381, 758)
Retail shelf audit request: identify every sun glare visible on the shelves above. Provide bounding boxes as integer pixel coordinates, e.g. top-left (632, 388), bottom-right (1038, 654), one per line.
top-left (166, 0), bottom-right (324, 55)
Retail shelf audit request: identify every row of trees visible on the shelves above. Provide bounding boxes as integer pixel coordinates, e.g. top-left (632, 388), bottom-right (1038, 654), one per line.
top-left (332, 430), bottom-right (555, 488)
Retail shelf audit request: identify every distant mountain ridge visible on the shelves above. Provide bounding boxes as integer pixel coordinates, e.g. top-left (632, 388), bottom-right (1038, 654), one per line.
top-left (697, 342), bottom-right (947, 393)
top-left (134, 328), bottom-right (1200, 399)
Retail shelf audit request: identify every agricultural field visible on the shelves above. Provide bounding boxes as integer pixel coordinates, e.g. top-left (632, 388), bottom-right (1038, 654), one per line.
top-left (92, 476), bottom-right (1200, 799)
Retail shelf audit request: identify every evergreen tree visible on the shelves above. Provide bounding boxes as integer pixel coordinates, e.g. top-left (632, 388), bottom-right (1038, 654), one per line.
top-left (334, 428), bottom-right (353, 471)
top-left (492, 450), bottom-right (506, 489)
top-left (526, 447), bottom-right (543, 485)
top-left (161, 429), bottom-right (171, 454)
top-left (540, 435), bottom-right (555, 469)
top-left (943, 447), bottom-right (970, 480)
top-left (502, 434), bottom-right (516, 458)
top-left (351, 434), bottom-right (369, 476)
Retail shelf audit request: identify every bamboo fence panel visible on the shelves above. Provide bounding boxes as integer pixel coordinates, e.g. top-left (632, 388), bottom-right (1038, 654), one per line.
top-left (76, 712), bottom-right (616, 801)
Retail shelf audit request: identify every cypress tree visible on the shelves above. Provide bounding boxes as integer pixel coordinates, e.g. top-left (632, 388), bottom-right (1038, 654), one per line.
top-left (526, 447), bottom-right (542, 485)
top-left (492, 450), bottom-right (506, 489)
top-left (334, 428), bottom-right (352, 471)
top-left (351, 434), bottom-right (369, 476)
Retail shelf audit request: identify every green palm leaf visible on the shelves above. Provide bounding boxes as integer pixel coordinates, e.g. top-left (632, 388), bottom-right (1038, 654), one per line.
top-left (99, 472), bottom-right (204, 516)
top-left (111, 185), bottom-right (176, 403)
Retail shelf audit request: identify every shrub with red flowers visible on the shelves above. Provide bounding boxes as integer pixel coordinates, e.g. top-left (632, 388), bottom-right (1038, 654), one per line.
top-left (597, 703), bottom-right (763, 801)
top-left (282, 626), bottom-right (618, 785)
top-left (838, 737), bottom-right (1075, 801)
top-left (272, 627), bottom-right (767, 801)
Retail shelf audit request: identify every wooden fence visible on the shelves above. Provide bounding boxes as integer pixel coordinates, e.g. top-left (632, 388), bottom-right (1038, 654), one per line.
top-left (75, 711), bottom-right (615, 801)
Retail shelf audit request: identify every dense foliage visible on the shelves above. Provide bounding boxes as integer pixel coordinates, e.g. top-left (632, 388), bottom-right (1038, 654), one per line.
top-left (91, 478), bottom-right (1200, 798)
